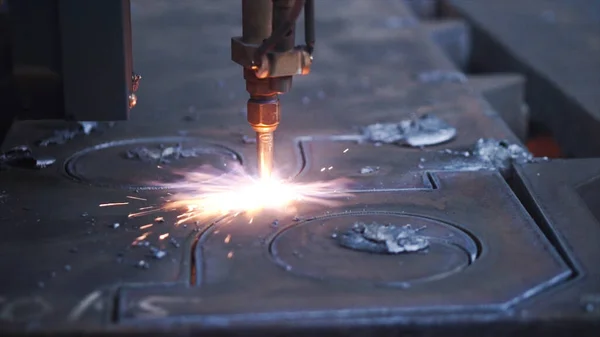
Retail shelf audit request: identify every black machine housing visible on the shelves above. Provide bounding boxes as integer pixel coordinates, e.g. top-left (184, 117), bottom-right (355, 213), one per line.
top-left (0, 0), bottom-right (134, 145)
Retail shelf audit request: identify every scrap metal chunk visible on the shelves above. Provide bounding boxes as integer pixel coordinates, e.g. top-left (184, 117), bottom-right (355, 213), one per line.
top-left (363, 114), bottom-right (456, 147)
top-left (360, 166), bottom-right (380, 175)
top-left (123, 143), bottom-right (232, 164)
top-left (136, 260), bottom-right (150, 269)
top-left (337, 222), bottom-right (429, 254)
top-left (149, 247), bottom-right (167, 259)
top-left (0, 145), bottom-right (56, 169)
top-left (37, 122), bottom-right (112, 147)
top-left (473, 138), bottom-right (532, 169)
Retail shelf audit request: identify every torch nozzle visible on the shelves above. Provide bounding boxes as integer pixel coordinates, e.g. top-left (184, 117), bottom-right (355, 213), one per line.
top-left (247, 96), bottom-right (280, 180)
top-left (256, 131), bottom-right (274, 180)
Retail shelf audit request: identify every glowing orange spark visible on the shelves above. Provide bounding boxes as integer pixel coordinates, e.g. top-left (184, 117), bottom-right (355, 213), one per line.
top-left (139, 206), bottom-right (154, 210)
top-left (249, 217), bottom-right (254, 224)
top-left (99, 202), bottom-right (129, 207)
top-left (126, 196), bottom-right (147, 201)
top-left (139, 224), bottom-right (153, 229)
top-left (159, 233), bottom-right (169, 240)
top-left (155, 217), bottom-right (164, 222)
top-left (128, 210), bottom-right (153, 218)
top-left (224, 234), bottom-right (231, 244)
top-left (227, 251), bottom-right (234, 259)
top-left (132, 232), bottom-right (151, 245)
top-left (343, 148), bottom-right (349, 153)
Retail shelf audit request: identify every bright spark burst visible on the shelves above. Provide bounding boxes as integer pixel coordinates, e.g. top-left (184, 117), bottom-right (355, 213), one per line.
top-left (127, 164), bottom-right (350, 225)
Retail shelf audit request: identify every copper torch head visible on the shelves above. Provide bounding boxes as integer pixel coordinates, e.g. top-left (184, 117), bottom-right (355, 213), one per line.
top-left (247, 97), bottom-right (280, 180)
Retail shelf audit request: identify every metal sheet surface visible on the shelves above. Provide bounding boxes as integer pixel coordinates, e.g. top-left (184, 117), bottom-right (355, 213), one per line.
top-left (0, 0), bottom-right (594, 336)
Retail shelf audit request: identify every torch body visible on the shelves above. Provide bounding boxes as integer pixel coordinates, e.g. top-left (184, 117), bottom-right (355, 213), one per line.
top-left (233, 0), bottom-right (314, 179)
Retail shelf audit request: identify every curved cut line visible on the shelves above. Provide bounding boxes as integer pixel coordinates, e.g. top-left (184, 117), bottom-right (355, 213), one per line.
top-left (62, 136), bottom-right (243, 191)
top-left (266, 210), bottom-right (481, 287)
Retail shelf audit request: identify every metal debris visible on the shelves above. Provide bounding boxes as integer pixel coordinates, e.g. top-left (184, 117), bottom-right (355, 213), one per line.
top-left (360, 166), bottom-right (380, 175)
top-left (133, 240), bottom-right (150, 247)
top-left (473, 138), bottom-right (533, 169)
top-left (150, 247), bottom-right (167, 259)
top-left (111, 223), bottom-right (120, 229)
top-left (124, 143), bottom-right (221, 164)
top-left (79, 122), bottom-right (98, 135)
top-left (37, 130), bottom-right (79, 146)
top-left (417, 70), bottom-right (467, 84)
top-left (136, 260), bottom-right (150, 269)
top-left (0, 145), bottom-right (56, 169)
top-left (363, 114), bottom-right (456, 147)
top-left (337, 222), bottom-right (429, 254)
top-left (170, 237), bottom-right (180, 248)
top-left (37, 122), bottom-right (111, 147)
top-left (271, 219), bottom-right (280, 227)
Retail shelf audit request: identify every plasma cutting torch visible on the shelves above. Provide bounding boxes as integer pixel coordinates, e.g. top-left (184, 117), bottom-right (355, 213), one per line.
top-left (0, 0), bottom-right (314, 179)
top-left (233, 0), bottom-right (314, 179)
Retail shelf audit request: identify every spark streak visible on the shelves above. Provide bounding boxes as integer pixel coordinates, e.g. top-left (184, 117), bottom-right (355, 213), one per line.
top-left (132, 232), bottom-right (150, 245)
top-left (127, 196), bottom-right (147, 201)
top-left (99, 202), bottom-right (129, 207)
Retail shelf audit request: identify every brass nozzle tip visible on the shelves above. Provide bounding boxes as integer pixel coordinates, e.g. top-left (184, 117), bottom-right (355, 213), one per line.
top-left (247, 97), bottom-right (280, 131)
top-left (250, 124), bottom-right (278, 134)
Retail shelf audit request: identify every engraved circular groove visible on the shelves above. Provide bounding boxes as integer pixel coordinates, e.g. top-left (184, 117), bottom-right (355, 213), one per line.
top-left (64, 137), bottom-right (243, 190)
top-left (269, 212), bottom-right (479, 287)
